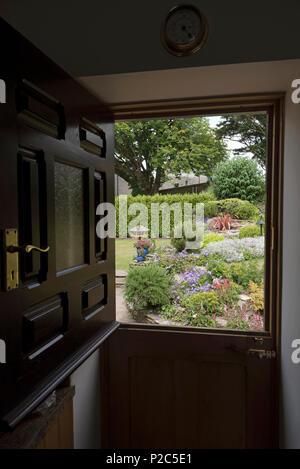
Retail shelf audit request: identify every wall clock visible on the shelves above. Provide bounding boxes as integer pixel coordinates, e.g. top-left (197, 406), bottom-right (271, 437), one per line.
top-left (161, 4), bottom-right (209, 57)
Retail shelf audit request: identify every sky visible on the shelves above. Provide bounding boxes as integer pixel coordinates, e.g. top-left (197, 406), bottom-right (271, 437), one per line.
top-left (207, 115), bottom-right (246, 155)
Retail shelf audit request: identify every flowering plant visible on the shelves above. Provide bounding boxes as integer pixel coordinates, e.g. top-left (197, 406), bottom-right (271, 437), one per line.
top-left (134, 239), bottom-right (151, 251)
top-left (213, 278), bottom-right (240, 306)
top-left (202, 237), bottom-right (264, 262)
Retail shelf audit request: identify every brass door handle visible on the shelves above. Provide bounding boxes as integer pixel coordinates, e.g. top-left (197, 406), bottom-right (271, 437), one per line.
top-left (7, 244), bottom-right (50, 254)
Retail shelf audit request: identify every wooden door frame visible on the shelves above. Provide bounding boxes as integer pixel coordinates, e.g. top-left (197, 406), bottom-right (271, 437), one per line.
top-left (101, 92), bottom-right (284, 448)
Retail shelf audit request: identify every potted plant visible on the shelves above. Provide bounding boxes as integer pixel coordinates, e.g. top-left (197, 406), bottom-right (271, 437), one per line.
top-left (134, 239), bottom-right (151, 261)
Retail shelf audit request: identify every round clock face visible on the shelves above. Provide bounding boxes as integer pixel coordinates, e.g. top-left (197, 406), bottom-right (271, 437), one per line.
top-left (162, 5), bottom-right (208, 56)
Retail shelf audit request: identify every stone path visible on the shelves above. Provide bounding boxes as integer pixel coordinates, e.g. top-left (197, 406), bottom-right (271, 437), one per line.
top-left (115, 270), bottom-right (135, 323)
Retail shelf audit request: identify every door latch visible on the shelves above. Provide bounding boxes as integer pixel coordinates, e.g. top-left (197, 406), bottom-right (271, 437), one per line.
top-left (2, 228), bottom-right (50, 292)
top-left (3, 229), bottom-right (19, 291)
top-left (248, 349), bottom-right (276, 359)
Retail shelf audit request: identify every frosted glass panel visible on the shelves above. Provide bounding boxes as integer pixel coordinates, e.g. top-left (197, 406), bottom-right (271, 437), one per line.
top-left (55, 162), bottom-right (85, 272)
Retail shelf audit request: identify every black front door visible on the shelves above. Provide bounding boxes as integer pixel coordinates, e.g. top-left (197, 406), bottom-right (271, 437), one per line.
top-left (0, 18), bottom-right (117, 429)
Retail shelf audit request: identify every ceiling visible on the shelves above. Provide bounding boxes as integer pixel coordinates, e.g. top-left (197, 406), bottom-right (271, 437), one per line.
top-left (1, 0), bottom-right (300, 77)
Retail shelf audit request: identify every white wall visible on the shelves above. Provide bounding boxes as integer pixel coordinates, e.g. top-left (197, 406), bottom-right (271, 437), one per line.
top-left (79, 59), bottom-right (300, 448)
top-left (71, 350), bottom-right (101, 449)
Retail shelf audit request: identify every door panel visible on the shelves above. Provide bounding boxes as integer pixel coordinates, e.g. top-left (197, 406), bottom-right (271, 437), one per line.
top-left (104, 327), bottom-right (276, 449)
top-left (0, 18), bottom-right (117, 429)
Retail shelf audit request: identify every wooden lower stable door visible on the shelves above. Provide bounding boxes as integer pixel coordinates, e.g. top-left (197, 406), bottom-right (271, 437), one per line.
top-left (102, 325), bottom-right (277, 449)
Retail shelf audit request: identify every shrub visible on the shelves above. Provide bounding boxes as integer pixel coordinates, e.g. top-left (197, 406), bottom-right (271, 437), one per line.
top-left (185, 291), bottom-right (221, 315)
top-left (205, 199), bottom-right (257, 220)
top-left (204, 201), bottom-right (219, 218)
top-left (206, 256), bottom-right (231, 278)
top-left (125, 264), bottom-right (171, 310)
top-left (249, 280), bottom-right (264, 312)
top-left (212, 157), bottom-right (265, 203)
top-left (171, 237), bottom-right (186, 253)
top-left (159, 304), bottom-right (217, 328)
top-left (216, 198), bottom-right (258, 220)
top-left (239, 225), bottom-right (263, 238)
top-left (202, 233), bottom-right (225, 247)
top-left (210, 214), bottom-right (232, 231)
top-left (230, 260), bottom-right (264, 288)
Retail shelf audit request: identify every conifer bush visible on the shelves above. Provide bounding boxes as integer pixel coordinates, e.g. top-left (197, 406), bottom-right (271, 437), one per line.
top-left (125, 264), bottom-right (171, 311)
top-left (212, 157), bottom-right (265, 204)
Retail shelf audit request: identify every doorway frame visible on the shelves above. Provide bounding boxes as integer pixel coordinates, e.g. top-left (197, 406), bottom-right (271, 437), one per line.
top-left (101, 92), bottom-right (284, 447)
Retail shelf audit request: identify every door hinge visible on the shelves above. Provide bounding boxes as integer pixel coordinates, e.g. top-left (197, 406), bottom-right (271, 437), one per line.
top-left (248, 349), bottom-right (276, 359)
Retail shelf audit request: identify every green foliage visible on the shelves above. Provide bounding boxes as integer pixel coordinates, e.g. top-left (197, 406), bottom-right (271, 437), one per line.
top-left (204, 201), bottom-right (219, 218)
top-left (160, 304), bottom-right (217, 328)
top-left (226, 317), bottom-right (250, 330)
top-left (230, 260), bottom-right (264, 288)
top-left (115, 118), bottom-right (228, 195)
top-left (212, 157), bottom-right (265, 203)
top-left (215, 198), bottom-right (258, 219)
top-left (206, 256), bottom-right (231, 279)
top-left (213, 278), bottom-right (241, 306)
top-left (216, 113), bottom-right (267, 168)
top-left (185, 291), bottom-right (221, 315)
top-left (153, 245), bottom-right (209, 275)
top-left (125, 264), bottom-right (171, 310)
top-left (239, 224), bottom-right (263, 238)
top-left (115, 193), bottom-right (257, 237)
top-left (190, 314), bottom-right (217, 328)
top-left (249, 280), bottom-right (264, 312)
top-left (202, 233), bottom-right (225, 247)
top-left (171, 237), bottom-right (186, 253)
top-left (115, 192), bottom-right (215, 237)
top-left (204, 198), bottom-right (257, 220)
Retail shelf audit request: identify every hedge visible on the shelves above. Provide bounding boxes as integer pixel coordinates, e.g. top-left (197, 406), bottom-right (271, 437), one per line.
top-left (115, 194), bottom-right (257, 237)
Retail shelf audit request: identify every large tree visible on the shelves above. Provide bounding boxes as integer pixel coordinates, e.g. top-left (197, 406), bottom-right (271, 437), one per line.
top-left (215, 113), bottom-right (268, 168)
top-left (114, 118), bottom-right (228, 195)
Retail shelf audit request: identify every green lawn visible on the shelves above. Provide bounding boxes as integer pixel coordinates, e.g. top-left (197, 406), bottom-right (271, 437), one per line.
top-left (116, 238), bottom-right (170, 271)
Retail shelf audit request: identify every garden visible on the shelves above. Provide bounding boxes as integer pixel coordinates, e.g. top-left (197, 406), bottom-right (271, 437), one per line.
top-left (120, 157), bottom-right (266, 332)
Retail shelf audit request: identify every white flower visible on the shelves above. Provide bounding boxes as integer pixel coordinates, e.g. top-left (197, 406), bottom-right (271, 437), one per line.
top-left (202, 237), bottom-right (264, 262)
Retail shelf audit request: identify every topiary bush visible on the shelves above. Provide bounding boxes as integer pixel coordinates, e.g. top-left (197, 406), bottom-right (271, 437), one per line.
top-left (239, 224), bottom-right (263, 238)
top-left (125, 264), bottom-right (171, 312)
top-left (212, 157), bottom-right (265, 203)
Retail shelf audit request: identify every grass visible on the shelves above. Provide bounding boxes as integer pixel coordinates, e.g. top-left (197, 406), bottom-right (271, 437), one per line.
top-left (116, 238), bottom-right (170, 271)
